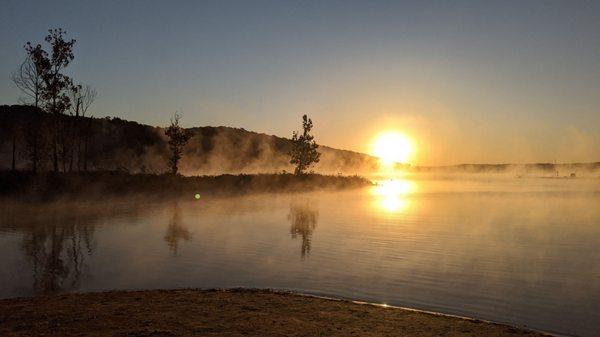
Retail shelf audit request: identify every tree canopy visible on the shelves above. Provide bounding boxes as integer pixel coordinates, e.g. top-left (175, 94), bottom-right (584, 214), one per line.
top-left (289, 114), bottom-right (320, 175)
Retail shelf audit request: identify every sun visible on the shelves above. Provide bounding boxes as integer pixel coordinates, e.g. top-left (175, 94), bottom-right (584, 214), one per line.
top-left (371, 132), bottom-right (414, 164)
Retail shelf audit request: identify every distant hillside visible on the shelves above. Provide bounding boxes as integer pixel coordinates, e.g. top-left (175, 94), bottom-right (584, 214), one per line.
top-left (414, 162), bottom-right (600, 176)
top-left (0, 105), bottom-right (379, 175)
top-left (2, 105), bottom-right (598, 176)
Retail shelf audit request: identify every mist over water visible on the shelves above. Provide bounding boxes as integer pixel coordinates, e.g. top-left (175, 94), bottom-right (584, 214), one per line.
top-left (0, 175), bottom-right (599, 336)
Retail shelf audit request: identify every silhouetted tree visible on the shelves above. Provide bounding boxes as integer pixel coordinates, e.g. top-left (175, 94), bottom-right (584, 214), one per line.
top-left (11, 55), bottom-right (44, 107)
top-left (8, 123), bottom-right (20, 171)
top-left (289, 114), bottom-right (320, 175)
top-left (26, 28), bottom-right (76, 172)
top-left (69, 84), bottom-right (96, 171)
top-left (10, 49), bottom-right (46, 172)
top-left (11, 131), bottom-right (17, 170)
top-left (165, 112), bottom-right (191, 174)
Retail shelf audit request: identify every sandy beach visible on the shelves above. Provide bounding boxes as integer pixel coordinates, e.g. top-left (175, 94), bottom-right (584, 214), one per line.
top-left (0, 289), bottom-right (550, 336)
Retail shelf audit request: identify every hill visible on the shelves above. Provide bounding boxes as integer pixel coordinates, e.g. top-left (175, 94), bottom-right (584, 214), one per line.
top-left (0, 105), bottom-right (378, 175)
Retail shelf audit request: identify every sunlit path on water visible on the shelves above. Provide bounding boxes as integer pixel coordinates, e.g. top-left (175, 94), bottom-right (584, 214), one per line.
top-left (371, 178), bottom-right (416, 213)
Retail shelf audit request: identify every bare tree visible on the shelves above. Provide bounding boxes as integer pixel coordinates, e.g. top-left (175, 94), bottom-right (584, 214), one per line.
top-left (11, 56), bottom-right (45, 107)
top-left (78, 85), bottom-right (97, 118)
top-left (10, 55), bottom-right (45, 171)
top-left (165, 112), bottom-right (192, 175)
top-left (289, 114), bottom-right (321, 175)
top-left (69, 84), bottom-right (97, 171)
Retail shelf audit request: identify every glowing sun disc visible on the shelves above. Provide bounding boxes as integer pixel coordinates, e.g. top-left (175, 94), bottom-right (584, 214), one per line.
top-left (371, 132), bottom-right (414, 164)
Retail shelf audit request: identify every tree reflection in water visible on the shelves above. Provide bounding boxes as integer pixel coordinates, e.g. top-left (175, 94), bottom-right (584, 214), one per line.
top-left (288, 202), bottom-right (318, 258)
top-left (20, 215), bottom-right (95, 295)
top-left (164, 202), bottom-right (192, 255)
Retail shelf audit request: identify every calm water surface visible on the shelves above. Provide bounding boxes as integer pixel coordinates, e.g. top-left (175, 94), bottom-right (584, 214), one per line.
top-left (1, 176), bottom-right (599, 336)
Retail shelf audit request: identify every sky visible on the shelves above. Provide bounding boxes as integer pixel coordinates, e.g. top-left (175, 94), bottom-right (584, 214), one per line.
top-left (1, 0), bottom-right (599, 165)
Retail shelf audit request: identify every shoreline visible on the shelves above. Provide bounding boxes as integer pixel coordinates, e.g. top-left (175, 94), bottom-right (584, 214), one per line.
top-left (0, 288), bottom-right (553, 336)
top-left (0, 171), bottom-right (372, 202)
top-left (296, 292), bottom-right (560, 337)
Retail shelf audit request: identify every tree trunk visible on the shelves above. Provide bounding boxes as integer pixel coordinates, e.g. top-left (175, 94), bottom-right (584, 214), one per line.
top-left (53, 139), bottom-right (58, 172)
top-left (52, 117), bottom-right (59, 173)
top-left (83, 118), bottom-right (93, 172)
top-left (83, 129), bottom-right (89, 172)
top-left (69, 136), bottom-right (74, 172)
top-left (77, 135), bottom-right (82, 172)
top-left (68, 138), bottom-right (74, 172)
top-left (32, 139), bottom-right (38, 173)
top-left (11, 134), bottom-right (16, 171)
top-left (61, 132), bottom-right (67, 173)
top-left (69, 102), bottom-right (80, 173)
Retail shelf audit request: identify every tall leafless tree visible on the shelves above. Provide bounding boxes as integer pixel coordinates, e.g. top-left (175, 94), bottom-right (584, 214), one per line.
top-left (69, 84), bottom-right (96, 171)
top-left (9, 56), bottom-right (45, 170)
top-left (11, 55), bottom-right (45, 107)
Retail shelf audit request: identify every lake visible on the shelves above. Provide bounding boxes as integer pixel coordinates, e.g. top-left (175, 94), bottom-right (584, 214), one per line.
top-left (1, 175), bottom-right (599, 336)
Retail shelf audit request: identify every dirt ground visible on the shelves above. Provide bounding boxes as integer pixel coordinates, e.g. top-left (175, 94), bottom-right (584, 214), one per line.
top-left (0, 289), bottom-right (550, 336)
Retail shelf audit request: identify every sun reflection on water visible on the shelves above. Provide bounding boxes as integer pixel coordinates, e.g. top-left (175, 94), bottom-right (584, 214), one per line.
top-left (372, 178), bottom-right (415, 213)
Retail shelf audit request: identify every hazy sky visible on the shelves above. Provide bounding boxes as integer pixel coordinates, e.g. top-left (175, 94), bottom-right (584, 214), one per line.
top-left (1, 1), bottom-right (599, 165)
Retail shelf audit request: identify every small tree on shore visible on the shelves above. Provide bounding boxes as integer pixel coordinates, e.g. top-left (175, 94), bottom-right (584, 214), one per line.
top-left (165, 112), bottom-right (191, 174)
top-left (289, 114), bottom-right (320, 175)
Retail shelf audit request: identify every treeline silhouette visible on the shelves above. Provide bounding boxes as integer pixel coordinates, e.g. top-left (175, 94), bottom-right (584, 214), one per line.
top-left (0, 105), bottom-right (98, 173)
top-left (0, 105), bottom-right (379, 175)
